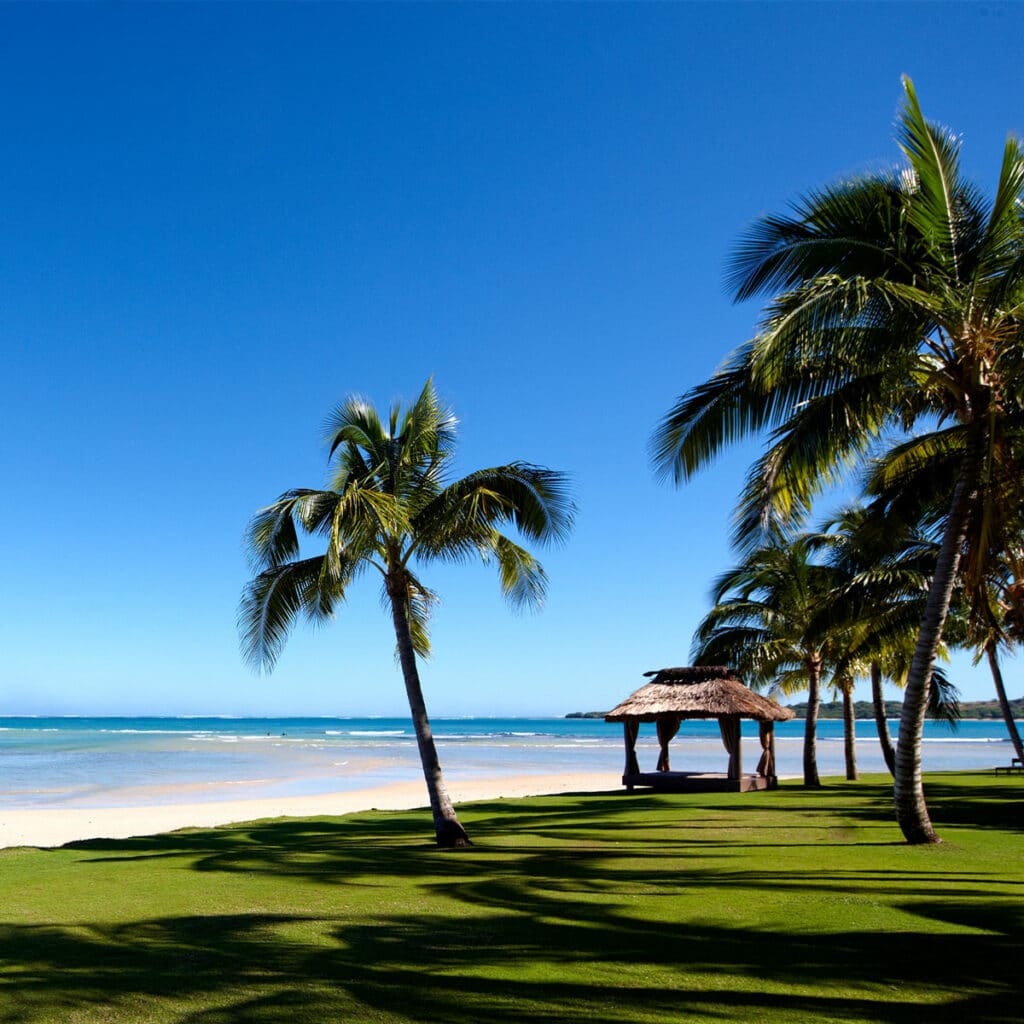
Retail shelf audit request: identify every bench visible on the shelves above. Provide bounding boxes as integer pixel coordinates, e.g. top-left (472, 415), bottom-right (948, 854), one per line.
top-left (994, 758), bottom-right (1023, 774)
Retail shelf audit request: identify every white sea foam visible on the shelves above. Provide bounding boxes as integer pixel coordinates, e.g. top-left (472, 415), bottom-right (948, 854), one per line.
top-left (101, 729), bottom-right (208, 735)
top-left (921, 736), bottom-right (1007, 743)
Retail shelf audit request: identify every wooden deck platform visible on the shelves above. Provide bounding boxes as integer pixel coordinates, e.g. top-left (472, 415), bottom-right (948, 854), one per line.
top-left (622, 771), bottom-right (776, 793)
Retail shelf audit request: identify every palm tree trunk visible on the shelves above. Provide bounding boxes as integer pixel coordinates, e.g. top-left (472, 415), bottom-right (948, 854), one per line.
top-left (894, 417), bottom-right (984, 844)
top-left (871, 662), bottom-right (896, 776)
top-left (387, 576), bottom-right (470, 848)
top-left (803, 655), bottom-right (822, 787)
top-left (841, 681), bottom-right (857, 781)
top-left (986, 642), bottom-right (1024, 763)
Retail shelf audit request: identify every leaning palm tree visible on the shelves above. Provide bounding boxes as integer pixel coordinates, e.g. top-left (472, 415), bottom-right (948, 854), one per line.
top-left (239, 380), bottom-right (574, 847)
top-left (692, 535), bottom-right (844, 787)
top-left (653, 78), bottom-right (1024, 843)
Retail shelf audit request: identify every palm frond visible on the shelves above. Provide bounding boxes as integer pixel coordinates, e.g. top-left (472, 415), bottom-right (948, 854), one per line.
top-left (651, 344), bottom-right (772, 484)
top-left (325, 395), bottom-right (387, 459)
top-left (731, 374), bottom-right (894, 547)
top-left (238, 556), bottom-right (340, 673)
top-left (927, 664), bottom-right (961, 727)
top-left (728, 174), bottom-right (914, 302)
top-left (245, 490), bottom-right (340, 570)
top-left (415, 463), bottom-right (575, 553)
top-left (897, 75), bottom-right (987, 285)
top-left (489, 534), bottom-right (548, 610)
top-left (404, 571), bottom-right (439, 659)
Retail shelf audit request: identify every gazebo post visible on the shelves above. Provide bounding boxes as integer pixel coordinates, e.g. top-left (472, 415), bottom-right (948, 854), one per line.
top-left (622, 719), bottom-right (640, 789)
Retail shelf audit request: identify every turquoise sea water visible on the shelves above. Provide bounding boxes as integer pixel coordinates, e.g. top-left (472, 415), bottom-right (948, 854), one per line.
top-left (0, 716), bottom-right (1016, 808)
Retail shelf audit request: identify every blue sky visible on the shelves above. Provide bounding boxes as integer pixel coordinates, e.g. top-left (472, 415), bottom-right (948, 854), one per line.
top-left (2, 3), bottom-right (1022, 715)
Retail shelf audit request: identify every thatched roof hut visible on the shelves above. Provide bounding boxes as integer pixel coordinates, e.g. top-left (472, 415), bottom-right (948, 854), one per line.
top-left (606, 666), bottom-right (795, 723)
top-left (605, 667), bottom-right (794, 793)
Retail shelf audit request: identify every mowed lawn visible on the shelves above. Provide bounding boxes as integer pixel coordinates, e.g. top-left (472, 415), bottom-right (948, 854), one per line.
top-left (0, 773), bottom-right (1020, 1023)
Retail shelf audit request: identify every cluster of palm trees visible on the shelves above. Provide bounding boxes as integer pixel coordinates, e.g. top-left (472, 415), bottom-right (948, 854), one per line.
top-left (653, 77), bottom-right (1024, 844)
top-left (238, 78), bottom-right (1023, 850)
top-left (690, 512), bottom-right (964, 789)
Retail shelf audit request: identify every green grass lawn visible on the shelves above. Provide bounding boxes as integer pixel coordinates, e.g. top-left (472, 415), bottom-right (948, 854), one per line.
top-left (0, 772), bottom-right (1021, 1023)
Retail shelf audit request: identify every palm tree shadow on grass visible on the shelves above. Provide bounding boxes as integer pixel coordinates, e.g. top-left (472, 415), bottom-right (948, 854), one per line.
top-left (61, 778), bottom-right (1021, 882)
top-left (809, 775), bottom-right (1024, 834)
top-left (0, 898), bottom-right (1017, 1023)
top-left (21, 787), bottom-right (1018, 1022)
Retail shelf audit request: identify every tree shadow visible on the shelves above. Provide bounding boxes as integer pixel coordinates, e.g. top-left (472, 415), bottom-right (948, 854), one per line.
top-left (3, 782), bottom-right (1017, 1022)
top-left (0, 897), bottom-right (1017, 1023)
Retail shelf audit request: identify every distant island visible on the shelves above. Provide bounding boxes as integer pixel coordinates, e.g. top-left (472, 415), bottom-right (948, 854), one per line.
top-left (786, 697), bottom-right (1024, 720)
top-left (568, 697), bottom-right (1023, 720)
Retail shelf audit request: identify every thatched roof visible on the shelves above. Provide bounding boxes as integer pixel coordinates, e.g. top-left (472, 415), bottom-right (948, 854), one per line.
top-left (604, 666), bottom-right (795, 723)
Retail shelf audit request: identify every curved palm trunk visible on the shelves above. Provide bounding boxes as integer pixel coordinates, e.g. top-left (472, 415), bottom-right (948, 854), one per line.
top-left (895, 418), bottom-right (984, 844)
top-left (871, 662), bottom-right (896, 776)
top-left (986, 642), bottom-right (1024, 764)
top-left (841, 682), bottom-right (857, 781)
top-left (387, 577), bottom-right (470, 848)
top-left (803, 655), bottom-right (822, 788)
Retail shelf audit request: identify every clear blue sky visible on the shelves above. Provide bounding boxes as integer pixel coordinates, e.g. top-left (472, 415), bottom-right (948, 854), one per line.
top-left (2, 3), bottom-right (1022, 716)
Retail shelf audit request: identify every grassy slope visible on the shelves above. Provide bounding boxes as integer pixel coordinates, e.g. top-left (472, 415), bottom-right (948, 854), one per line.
top-left (0, 773), bottom-right (1021, 1023)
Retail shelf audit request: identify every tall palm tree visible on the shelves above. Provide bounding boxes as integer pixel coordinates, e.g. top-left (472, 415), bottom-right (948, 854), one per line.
top-left (239, 380), bottom-right (574, 847)
top-left (652, 78), bottom-right (1024, 843)
top-left (692, 535), bottom-right (843, 787)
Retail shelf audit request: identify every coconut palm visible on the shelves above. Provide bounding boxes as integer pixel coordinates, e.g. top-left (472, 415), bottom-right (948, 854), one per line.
top-left (980, 637), bottom-right (1024, 765)
top-left (239, 380), bottom-right (574, 847)
top-left (653, 78), bottom-right (1024, 842)
top-left (865, 432), bottom-right (1024, 763)
top-left (692, 534), bottom-right (844, 787)
top-left (967, 581), bottom-right (1024, 764)
top-left (807, 506), bottom-right (937, 777)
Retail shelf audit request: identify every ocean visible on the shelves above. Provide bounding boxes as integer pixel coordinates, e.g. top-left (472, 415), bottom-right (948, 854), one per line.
top-left (0, 716), bottom-right (1016, 809)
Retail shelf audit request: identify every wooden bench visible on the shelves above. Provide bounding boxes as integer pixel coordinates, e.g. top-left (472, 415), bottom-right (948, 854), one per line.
top-left (994, 758), bottom-right (1023, 774)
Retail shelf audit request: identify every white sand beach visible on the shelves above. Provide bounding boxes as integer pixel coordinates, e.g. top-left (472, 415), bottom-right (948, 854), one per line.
top-left (0, 771), bottom-right (616, 850)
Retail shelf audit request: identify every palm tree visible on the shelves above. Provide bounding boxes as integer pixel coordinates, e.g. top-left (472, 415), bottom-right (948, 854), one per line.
top-left (692, 535), bottom-right (843, 787)
top-left (980, 638), bottom-right (1024, 765)
top-left (968, 582), bottom-right (1024, 765)
top-left (239, 380), bottom-right (574, 847)
top-left (865, 430), bottom-right (1024, 764)
top-left (807, 506), bottom-right (935, 778)
top-left (652, 79), bottom-right (1024, 843)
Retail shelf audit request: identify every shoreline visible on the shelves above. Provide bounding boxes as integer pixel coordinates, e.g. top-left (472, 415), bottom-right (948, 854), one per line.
top-left (0, 771), bottom-right (616, 851)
